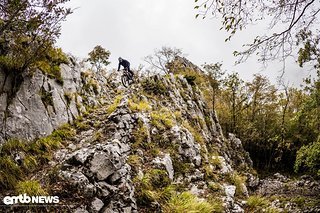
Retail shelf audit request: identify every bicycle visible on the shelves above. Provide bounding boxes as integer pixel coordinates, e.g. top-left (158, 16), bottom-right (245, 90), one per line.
top-left (121, 68), bottom-right (134, 88)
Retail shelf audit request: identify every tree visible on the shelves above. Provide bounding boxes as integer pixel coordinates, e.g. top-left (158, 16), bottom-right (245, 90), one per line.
top-left (202, 62), bottom-right (224, 110)
top-left (194, 0), bottom-right (320, 69)
top-left (144, 46), bottom-right (183, 74)
top-left (87, 45), bottom-right (111, 72)
top-left (220, 72), bottom-right (247, 134)
top-left (0, 0), bottom-right (72, 74)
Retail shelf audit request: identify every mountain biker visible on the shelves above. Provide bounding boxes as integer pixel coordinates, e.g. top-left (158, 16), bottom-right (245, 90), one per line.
top-left (117, 57), bottom-right (133, 78)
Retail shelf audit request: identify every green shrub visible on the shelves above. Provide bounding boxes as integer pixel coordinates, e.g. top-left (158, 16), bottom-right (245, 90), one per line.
top-left (163, 192), bottom-right (215, 213)
top-left (295, 136), bottom-right (320, 176)
top-left (36, 47), bottom-right (68, 85)
top-left (227, 172), bottom-right (247, 197)
top-left (0, 138), bottom-right (26, 155)
top-left (106, 95), bottom-right (123, 115)
top-left (151, 108), bottom-right (175, 130)
top-left (128, 98), bottom-right (152, 112)
top-left (246, 195), bottom-right (269, 212)
top-left (0, 156), bottom-right (23, 189)
top-left (15, 180), bottom-right (47, 196)
top-left (141, 78), bottom-right (169, 96)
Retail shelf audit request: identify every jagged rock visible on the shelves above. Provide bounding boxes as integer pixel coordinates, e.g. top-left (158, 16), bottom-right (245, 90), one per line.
top-left (0, 61), bottom-right (111, 143)
top-left (224, 184), bottom-right (236, 198)
top-left (60, 170), bottom-right (90, 186)
top-left (171, 125), bottom-right (202, 166)
top-left (91, 197), bottom-right (104, 212)
top-left (227, 133), bottom-right (253, 169)
top-left (246, 173), bottom-right (259, 189)
top-left (152, 154), bottom-right (174, 180)
top-left (211, 155), bottom-right (233, 174)
top-left (74, 206), bottom-right (89, 213)
top-left (69, 147), bottom-right (95, 164)
top-left (89, 151), bottom-right (117, 180)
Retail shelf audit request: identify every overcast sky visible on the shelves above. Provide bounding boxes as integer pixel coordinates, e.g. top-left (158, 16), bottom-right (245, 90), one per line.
top-left (57, 0), bottom-right (313, 86)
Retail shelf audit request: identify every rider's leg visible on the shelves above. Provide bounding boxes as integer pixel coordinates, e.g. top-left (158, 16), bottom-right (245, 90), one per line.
top-left (128, 66), bottom-right (134, 78)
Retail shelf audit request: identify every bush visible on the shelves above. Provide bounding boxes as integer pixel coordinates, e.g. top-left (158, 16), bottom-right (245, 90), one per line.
top-left (163, 192), bottom-right (216, 213)
top-left (0, 124), bottom-right (75, 190)
top-left (141, 78), bottom-right (169, 96)
top-left (295, 136), bottom-right (320, 176)
top-left (246, 195), bottom-right (269, 212)
top-left (151, 108), bottom-right (175, 130)
top-left (15, 180), bottom-right (47, 196)
top-left (106, 95), bottom-right (123, 115)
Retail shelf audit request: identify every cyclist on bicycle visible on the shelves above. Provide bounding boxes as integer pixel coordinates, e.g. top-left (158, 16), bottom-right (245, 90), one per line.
top-left (117, 57), bottom-right (133, 77)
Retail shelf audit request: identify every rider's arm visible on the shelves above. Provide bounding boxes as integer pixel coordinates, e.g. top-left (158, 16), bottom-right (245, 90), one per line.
top-left (117, 63), bottom-right (121, 71)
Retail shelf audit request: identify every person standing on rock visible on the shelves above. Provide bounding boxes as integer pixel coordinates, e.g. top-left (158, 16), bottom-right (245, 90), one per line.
top-left (117, 57), bottom-right (133, 78)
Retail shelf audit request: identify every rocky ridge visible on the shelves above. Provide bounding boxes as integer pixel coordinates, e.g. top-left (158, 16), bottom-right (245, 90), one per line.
top-left (1, 58), bottom-right (319, 212)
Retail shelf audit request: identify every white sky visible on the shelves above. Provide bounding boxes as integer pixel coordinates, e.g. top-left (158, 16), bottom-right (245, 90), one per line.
top-left (57, 0), bottom-right (313, 87)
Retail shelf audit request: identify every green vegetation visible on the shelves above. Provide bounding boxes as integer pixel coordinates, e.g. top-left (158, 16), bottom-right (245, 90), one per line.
top-left (245, 195), bottom-right (270, 212)
top-left (128, 96), bottom-right (152, 112)
top-left (15, 180), bottom-right (47, 196)
top-left (0, 124), bottom-right (75, 190)
top-left (295, 136), bottom-right (320, 176)
top-left (87, 45), bottom-right (111, 72)
top-left (163, 192), bottom-right (222, 213)
top-left (182, 120), bottom-right (205, 144)
top-left (150, 108), bottom-right (175, 130)
top-left (0, 0), bottom-right (71, 90)
top-left (106, 95), bottom-right (123, 115)
top-left (132, 122), bottom-right (149, 149)
top-left (226, 172), bottom-right (247, 197)
top-left (40, 86), bottom-right (54, 110)
top-left (36, 47), bottom-right (69, 85)
top-left (134, 169), bottom-right (171, 208)
top-left (141, 78), bottom-right (169, 96)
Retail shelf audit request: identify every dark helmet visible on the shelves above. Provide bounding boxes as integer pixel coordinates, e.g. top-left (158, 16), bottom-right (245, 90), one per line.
top-left (118, 57), bottom-right (123, 62)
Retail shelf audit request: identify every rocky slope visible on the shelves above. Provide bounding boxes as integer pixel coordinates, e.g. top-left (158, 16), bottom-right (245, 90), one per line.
top-left (0, 58), bottom-right (319, 213)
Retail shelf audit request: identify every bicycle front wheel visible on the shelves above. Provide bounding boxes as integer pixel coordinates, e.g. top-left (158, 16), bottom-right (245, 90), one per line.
top-left (121, 74), bottom-right (130, 87)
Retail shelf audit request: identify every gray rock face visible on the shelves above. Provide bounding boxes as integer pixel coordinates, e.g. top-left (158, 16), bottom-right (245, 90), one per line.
top-left (0, 62), bottom-right (108, 143)
top-left (152, 154), bottom-right (174, 180)
top-left (51, 98), bottom-right (137, 213)
top-left (90, 151), bottom-right (117, 180)
top-left (171, 125), bottom-right (202, 166)
top-left (91, 197), bottom-right (104, 212)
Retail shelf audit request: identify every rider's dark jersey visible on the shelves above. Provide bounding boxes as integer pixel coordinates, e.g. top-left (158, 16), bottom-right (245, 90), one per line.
top-left (118, 59), bottom-right (130, 71)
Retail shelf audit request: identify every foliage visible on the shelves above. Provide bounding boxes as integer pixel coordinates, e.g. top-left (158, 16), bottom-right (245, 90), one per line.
top-left (134, 169), bottom-right (172, 209)
top-left (227, 172), bottom-right (247, 197)
top-left (141, 77), bottom-right (169, 96)
top-left (87, 45), bottom-right (111, 72)
top-left (163, 192), bottom-right (218, 213)
top-left (151, 108), bottom-right (175, 130)
top-left (36, 47), bottom-right (68, 84)
top-left (15, 180), bottom-right (47, 196)
top-left (132, 123), bottom-right (149, 149)
top-left (245, 195), bottom-right (269, 212)
top-left (295, 136), bottom-right (320, 176)
top-left (0, 0), bottom-right (71, 74)
top-left (194, 0), bottom-right (320, 68)
top-left (144, 46), bottom-right (182, 74)
top-left (106, 95), bottom-right (123, 115)
top-left (128, 96), bottom-right (152, 112)
top-left (0, 124), bottom-right (75, 189)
